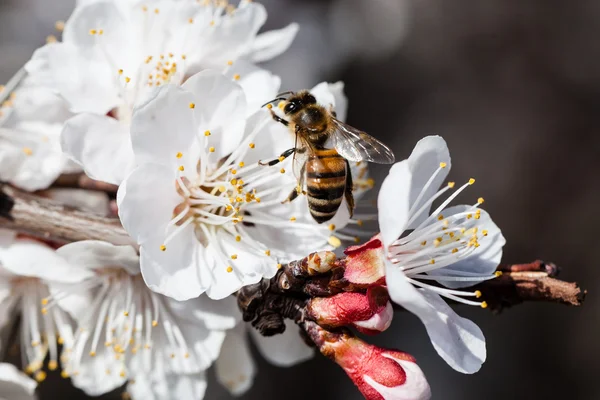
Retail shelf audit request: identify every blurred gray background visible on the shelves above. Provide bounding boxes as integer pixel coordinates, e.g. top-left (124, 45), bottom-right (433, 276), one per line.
top-left (1, 0), bottom-right (599, 399)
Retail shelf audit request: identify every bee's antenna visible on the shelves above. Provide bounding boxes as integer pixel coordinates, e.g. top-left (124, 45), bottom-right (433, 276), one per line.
top-left (261, 97), bottom-right (287, 108)
top-left (276, 91), bottom-right (295, 97)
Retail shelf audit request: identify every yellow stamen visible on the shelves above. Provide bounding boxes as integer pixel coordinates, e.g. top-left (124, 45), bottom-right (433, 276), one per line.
top-left (480, 301), bottom-right (488, 309)
top-left (494, 271), bottom-right (503, 277)
top-left (280, 168), bottom-right (285, 174)
top-left (439, 162), bottom-right (447, 168)
top-left (209, 147), bottom-right (215, 153)
top-left (176, 152), bottom-right (183, 158)
top-left (233, 74), bottom-right (241, 80)
top-left (189, 103), bottom-right (195, 109)
top-left (160, 245), bottom-right (166, 251)
top-left (226, 266), bottom-right (233, 273)
top-left (328, 236), bottom-right (342, 248)
top-left (478, 197), bottom-right (485, 204)
top-left (468, 178), bottom-right (476, 185)
top-left (35, 371), bottom-right (47, 383)
top-left (289, 216), bottom-right (296, 222)
top-left (204, 130), bottom-right (211, 136)
top-left (448, 182), bottom-right (455, 188)
top-left (231, 254), bottom-right (238, 260)
top-left (475, 290), bottom-right (482, 298)
top-left (249, 143), bottom-right (255, 149)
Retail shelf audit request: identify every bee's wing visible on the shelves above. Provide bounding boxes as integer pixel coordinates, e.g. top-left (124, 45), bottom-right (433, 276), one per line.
top-left (292, 139), bottom-right (310, 182)
top-left (330, 118), bottom-right (395, 164)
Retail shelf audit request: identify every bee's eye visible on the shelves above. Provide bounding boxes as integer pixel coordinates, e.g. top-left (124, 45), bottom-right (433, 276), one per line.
top-left (284, 102), bottom-right (297, 114)
top-left (305, 94), bottom-right (317, 104)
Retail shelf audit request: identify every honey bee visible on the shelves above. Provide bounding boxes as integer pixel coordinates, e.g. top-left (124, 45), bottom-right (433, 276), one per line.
top-left (260, 90), bottom-right (395, 223)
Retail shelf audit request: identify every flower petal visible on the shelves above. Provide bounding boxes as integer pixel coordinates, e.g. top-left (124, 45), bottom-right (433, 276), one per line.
top-left (378, 160), bottom-right (412, 247)
top-left (168, 295), bottom-right (239, 331)
top-left (57, 241), bottom-right (139, 275)
top-left (182, 71), bottom-right (247, 160)
top-left (0, 363), bottom-right (37, 400)
top-left (204, 231), bottom-right (277, 300)
top-left (69, 349), bottom-right (126, 396)
top-left (140, 232), bottom-right (209, 301)
top-left (247, 23), bottom-right (299, 63)
top-left (215, 325), bottom-right (255, 396)
top-left (250, 320), bottom-right (314, 367)
top-left (130, 85), bottom-right (198, 169)
top-left (200, 2), bottom-right (267, 67)
top-left (405, 135), bottom-right (451, 230)
top-left (63, 0), bottom-right (128, 49)
top-left (7, 121), bottom-right (67, 191)
top-left (61, 113), bottom-right (134, 185)
top-left (118, 164), bottom-right (181, 245)
top-left (386, 261), bottom-right (486, 374)
top-left (0, 239), bottom-right (93, 283)
top-left (26, 43), bottom-right (120, 114)
top-left (176, 318), bottom-right (226, 372)
top-left (434, 206), bottom-right (505, 289)
top-left (224, 61), bottom-right (281, 112)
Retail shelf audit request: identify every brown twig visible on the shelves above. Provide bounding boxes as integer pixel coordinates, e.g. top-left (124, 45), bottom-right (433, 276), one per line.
top-left (0, 184), bottom-right (135, 247)
top-left (53, 173), bottom-right (118, 194)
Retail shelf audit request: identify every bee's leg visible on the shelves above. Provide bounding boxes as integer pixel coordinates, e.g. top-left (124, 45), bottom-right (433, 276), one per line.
top-left (270, 109), bottom-right (289, 126)
top-left (344, 160), bottom-right (355, 217)
top-left (258, 148), bottom-right (295, 166)
top-left (282, 163), bottom-right (306, 204)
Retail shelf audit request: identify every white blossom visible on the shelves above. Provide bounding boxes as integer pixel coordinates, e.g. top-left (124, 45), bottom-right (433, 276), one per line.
top-left (0, 81), bottom-right (78, 191)
top-left (378, 135), bottom-right (506, 374)
top-left (0, 230), bottom-right (92, 382)
top-left (25, 0), bottom-right (297, 185)
top-left (116, 72), bottom-right (360, 300)
top-left (54, 240), bottom-right (237, 396)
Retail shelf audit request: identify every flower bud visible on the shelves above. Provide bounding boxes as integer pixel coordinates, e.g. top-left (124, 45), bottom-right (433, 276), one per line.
top-left (343, 235), bottom-right (386, 287)
top-left (306, 323), bottom-right (431, 400)
top-left (308, 287), bottom-right (392, 334)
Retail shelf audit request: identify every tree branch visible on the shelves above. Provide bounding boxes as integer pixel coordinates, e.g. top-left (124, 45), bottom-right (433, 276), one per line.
top-left (53, 173), bottom-right (118, 194)
top-left (0, 184), bottom-right (135, 247)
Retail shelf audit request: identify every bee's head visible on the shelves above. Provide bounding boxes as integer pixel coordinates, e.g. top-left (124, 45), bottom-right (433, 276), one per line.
top-left (283, 91), bottom-right (317, 115)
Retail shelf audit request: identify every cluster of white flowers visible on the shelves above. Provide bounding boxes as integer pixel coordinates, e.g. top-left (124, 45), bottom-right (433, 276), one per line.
top-left (0, 1), bottom-right (506, 399)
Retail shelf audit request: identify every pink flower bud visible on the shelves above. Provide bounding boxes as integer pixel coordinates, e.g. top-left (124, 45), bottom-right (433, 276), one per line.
top-left (343, 236), bottom-right (386, 287)
top-left (310, 326), bottom-right (430, 400)
top-left (308, 287), bottom-right (393, 334)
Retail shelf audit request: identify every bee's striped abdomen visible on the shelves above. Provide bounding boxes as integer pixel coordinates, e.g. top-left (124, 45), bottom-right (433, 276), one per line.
top-left (306, 149), bottom-right (347, 223)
